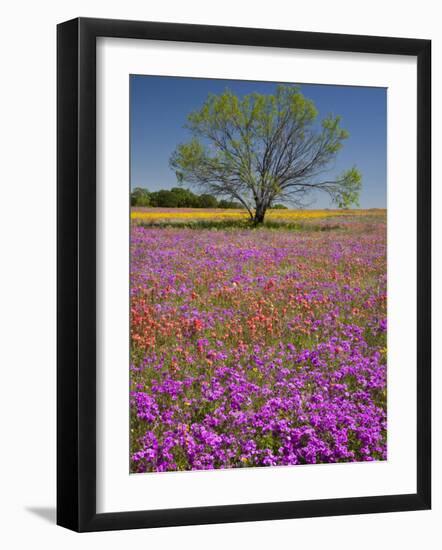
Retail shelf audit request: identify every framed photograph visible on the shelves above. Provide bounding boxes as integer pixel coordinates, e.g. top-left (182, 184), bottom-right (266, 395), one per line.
top-left (57, 17), bottom-right (431, 532)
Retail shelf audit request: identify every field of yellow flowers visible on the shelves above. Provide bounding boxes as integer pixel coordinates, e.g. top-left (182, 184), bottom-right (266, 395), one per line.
top-left (131, 207), bottom-right (385, 224)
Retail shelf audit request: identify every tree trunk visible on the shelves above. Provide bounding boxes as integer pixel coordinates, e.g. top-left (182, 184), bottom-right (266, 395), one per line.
top-left (253, 204), bottom-right (267, 224)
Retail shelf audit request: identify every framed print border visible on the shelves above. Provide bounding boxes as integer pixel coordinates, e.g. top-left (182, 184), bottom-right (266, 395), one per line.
top-left (57, 17), bottom-right (431, 532)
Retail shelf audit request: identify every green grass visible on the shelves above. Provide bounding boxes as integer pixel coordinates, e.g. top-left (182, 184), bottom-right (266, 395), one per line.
top-left (136, 218), bottom-right (345, 232)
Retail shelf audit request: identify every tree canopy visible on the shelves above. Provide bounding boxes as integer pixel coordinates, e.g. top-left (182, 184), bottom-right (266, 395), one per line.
top-left (170, 85), bottom-right (361, 223)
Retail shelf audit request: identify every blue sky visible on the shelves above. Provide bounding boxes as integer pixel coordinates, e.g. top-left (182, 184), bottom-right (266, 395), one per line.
top-left (130, 75), bottom-right (386, 208)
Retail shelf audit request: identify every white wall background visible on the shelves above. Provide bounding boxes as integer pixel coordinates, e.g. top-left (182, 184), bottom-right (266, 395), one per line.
top-left (0, 1), bottom-right (439, 548)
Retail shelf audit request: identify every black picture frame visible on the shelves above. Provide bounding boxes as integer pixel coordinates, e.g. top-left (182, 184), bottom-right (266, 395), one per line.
top-left (57, 17), bottom-right (431, 532)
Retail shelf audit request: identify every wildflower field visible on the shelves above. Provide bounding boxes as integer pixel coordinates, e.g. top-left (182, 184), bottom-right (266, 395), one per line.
top-left (130, 209), bottom-right (387, 472)
top-left (131, 207), bottom-right (385, 225)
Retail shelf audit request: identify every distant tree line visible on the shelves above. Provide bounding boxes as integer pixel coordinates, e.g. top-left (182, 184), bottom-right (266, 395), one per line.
top-left (131, 186), bottom-right (287, 209)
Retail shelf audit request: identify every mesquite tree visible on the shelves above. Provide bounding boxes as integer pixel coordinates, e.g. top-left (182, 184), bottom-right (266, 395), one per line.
top-left (170, 86), bottom-right (361, 224)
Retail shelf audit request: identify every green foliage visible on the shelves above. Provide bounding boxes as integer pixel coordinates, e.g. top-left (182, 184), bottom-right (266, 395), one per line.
top-left (131, 187), bottom-right (151, 207)
top-left (332, 167), bottom-right (362, 209)
top-left (131, 186), bottom-right (223, 209)
top-left (198, 193), bottom-right (218, 208)
top-left (149, 189), bottom-right (181, 208)
top-left (218, 199), bottom-right (242, 209)
top-left (168, 187), bottom-right (200, 207)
